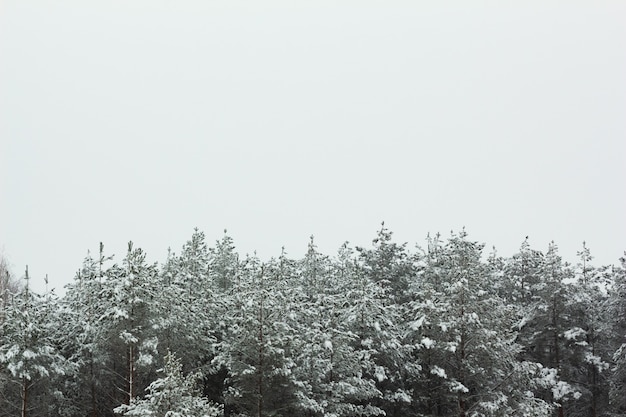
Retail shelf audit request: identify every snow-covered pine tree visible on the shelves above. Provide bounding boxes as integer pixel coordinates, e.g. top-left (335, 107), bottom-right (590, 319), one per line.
top-left (154, 231), bottom-right (218, 383)
top-left (0, 267), bottom-right (72, 417)
top-left (289, 237), bottom-right (336, 416)
top-left (209, 230), bottom-right (239, 292)
top-left (56, 244), bottom-right (115, 417)
top-left (500, 237), bottom-right (545, 306)
top-left (348, 241), bottom-right (412, 417)
top-left (0, 254), bottom-right (20, 321)
top-left (531, 242), bottom-right (583, 416)
top-left (291, 241), bottom-right (387, 417)
top-left (608, 253), bottom-right (626, 416)
top-left (407, 231), bottom-right (553, 416)
top-left (212, 254), bottom-right (299, 417)
top-left (114, 351), bottom-right (223, 417)
top-left (560, 242), bottom-right (612, 416)
top-left (357, 222), bottom-right (414, 301)
top-left (99, 242), bottom-right (159, 407)
top-left (178, 228), bottom-right (211, 296)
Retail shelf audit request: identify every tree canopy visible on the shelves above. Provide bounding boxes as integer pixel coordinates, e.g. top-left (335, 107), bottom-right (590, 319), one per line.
top-left (1, 227), bottom-right (624, 417)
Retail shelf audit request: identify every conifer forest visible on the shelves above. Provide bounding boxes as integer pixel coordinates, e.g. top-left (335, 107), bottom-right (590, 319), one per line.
top-left (1, 226), bottom-right (625, 417)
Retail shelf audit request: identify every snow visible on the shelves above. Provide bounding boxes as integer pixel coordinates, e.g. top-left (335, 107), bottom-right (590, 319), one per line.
top-left (34, 364), bottom-right (50, 377)
top-left (388, 390), bottom-right (412, 403)
top-left (1, 344), bottom-right (19, 360)
top-left (137, 352), bottom-right (154, 367)
top-left (8, 361), bottom-right (24, 378)
top-left (585, 352), bottom-right (609, 372)
top-left (430, 365), bottom-right (447, 378)
top-left (141, 336), bottom-right (159, 352)
top-left (516, 314), bottom-right (531, 330)
top-left (563, 327), bottom-right (586, 341)
top-left (410, 315), bottom-right (426, 330)
top-left (552, 381), bottom-right (576, 400)
top-left (446, 342), bottom-right (457, 353)
top-left (22, 349), bottom-right (37, 359)
top-left (361, 337), bottom-right (373, 348)
top-left (449, 380), bottom-right (469, 393)
top-left (119, 330), bottom-right (139, 344)
top-left (106, 306), bottom-right (129, 320)
top-left (1, 225), bottom-right (621, 417)
top-left (421, 337), bottom-right (435, 349)
top-left (374, 365), bottom-right (386, 382)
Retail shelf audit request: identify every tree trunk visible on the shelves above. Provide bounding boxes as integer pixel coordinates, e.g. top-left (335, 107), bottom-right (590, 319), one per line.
top-left (257, 271), bottom-right (264, 417)
top-left (459, 276), bottom-right (467, 417)
top-left (21, 377), bottom-right (29, 417)
top-left (89, 352), bottom-right (98, 417)
top-left (552, 297), bottom-right (563, 417)
top-left (128, 345), bottom-right (136, 403)
top-left (589, 330), bottom-right (597, 417)
top-left (459, 396), bottom-right (466, 417)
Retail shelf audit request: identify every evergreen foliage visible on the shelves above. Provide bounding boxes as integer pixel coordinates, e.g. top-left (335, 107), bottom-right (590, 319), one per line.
top-left (1, 227), bottom-right (624, 417)
top-left (114, 351), bottom-right (223, 417)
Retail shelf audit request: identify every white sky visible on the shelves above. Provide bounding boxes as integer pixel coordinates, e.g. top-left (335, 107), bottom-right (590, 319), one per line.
top-left (1, 1), bottom-right (625, 293)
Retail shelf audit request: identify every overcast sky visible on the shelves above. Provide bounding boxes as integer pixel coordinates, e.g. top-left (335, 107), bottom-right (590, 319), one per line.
top-left (1, 1), bottom-right (625, 294)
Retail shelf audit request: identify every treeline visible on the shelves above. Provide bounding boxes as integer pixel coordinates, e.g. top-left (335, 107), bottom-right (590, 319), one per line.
top-left (1, 226), bottom-right (625, 417)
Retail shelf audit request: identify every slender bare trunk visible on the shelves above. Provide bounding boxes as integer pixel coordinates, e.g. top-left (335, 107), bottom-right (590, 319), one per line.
top-left (257, 270), bottom-right (264, 417)
top-left (589, 327), bottom-right (597, 417)
top-left (552, 296), bottom-right (564, 417)
top-left (128, 345), bottom-right (135, 403)
top-left (21, 377), bottom-right (28, 417)
top-left (459, 328), bottom-right (466, 417)
top-left (90, 352), bottom-right (98, 417)
top-left (459, 272), bottom-right (466, 417)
